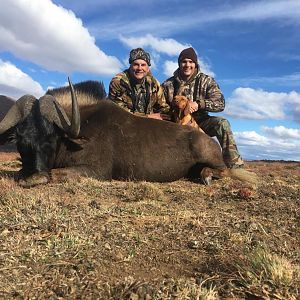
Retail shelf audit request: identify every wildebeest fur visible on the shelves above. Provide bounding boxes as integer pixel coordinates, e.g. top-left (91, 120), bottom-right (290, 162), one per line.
top-left (46, 80), bottom-right (106, 100)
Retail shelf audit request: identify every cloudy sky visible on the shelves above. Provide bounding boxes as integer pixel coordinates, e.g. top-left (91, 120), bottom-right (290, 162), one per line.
top-left (0, 0), bottom-right (300, 161)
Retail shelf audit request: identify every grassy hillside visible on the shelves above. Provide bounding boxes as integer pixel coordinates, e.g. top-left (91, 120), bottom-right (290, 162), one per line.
top-left (0, 153), bottom-right (299, 299)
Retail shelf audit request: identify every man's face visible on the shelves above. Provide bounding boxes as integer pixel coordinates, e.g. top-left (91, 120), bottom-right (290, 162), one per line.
top-left (129, 59), bottom-right (149, 82)
top-left (179, 58), bottom-right (196, 80)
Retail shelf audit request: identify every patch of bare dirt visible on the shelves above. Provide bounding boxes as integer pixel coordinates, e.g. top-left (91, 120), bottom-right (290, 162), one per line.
top-left (0, 151), bottom-right (299, 299)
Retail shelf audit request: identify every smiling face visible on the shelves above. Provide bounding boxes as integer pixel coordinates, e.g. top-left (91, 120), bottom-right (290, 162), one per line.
top-left (179, 58), bottom-right (197, 81)
top-left (129, 59), bottom-right (150, 82)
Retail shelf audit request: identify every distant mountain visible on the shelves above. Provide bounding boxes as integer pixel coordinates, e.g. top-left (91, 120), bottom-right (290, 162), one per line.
top-left (0, 95), bottom-right (16, 152)
top-left (0, 95), bottom-right (15, 122)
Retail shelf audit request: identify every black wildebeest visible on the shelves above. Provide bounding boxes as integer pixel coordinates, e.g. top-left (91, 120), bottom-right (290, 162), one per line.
top-left (0, 78), bottom-right (256, 187)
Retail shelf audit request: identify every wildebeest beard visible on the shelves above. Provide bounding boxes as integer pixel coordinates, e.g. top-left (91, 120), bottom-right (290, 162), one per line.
top-left (14, 101), bottom-right (59, 178)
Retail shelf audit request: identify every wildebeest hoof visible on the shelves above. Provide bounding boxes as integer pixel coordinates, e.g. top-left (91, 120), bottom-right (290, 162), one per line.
top-left (203, 176), bottom-right (212, 186)
top-left (200, 167), bottom-right (214, 185)
top-left (18, 172), bottom-right (50, 188)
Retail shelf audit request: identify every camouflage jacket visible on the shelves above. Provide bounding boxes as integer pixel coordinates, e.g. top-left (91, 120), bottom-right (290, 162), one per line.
top-left (108, 69), bottom-right (169, 115)
top-left (162, 68), bottom-right (225, 120)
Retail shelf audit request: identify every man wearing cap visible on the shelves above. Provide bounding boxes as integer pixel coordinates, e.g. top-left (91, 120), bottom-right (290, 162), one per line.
top-left (109, 48), bottom-right (169, 119)
top-left (162, 47), bottom-right (244, 169)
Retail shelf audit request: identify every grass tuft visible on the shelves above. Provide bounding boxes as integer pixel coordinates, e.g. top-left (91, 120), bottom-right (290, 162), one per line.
top-left (236, 247), bottom-right (300, 299)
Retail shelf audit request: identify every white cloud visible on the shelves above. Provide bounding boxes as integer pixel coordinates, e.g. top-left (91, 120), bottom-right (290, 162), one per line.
top-left (163, 60), bottom-right (178, 77)
top-left (235, 130), bottom-right (270, 146)
top-left (90, 18), bottom-right (183, 39)
top-left (120, 34), bottom-right (190, 56)
top-left (262, 125), bottom-right (300, 139)
top-left (225, 87), bottom-right (300, 122)
top-left (56, 0), bottom-right (165, 14)
top-left (220, 72), bottom-right (300, 87)
top-left (89, 0), bottom-right (300, 39)
top-left (235, 126), bottom-right (300, 161)
top-left (292, 105), bottom-right (300, 122)
top-left (0, 0), bottom-right (122, 75)
top-left (0, 60), bottom-right (45, 98)
top-left (198, 59), bottom-right (215, 78)
top-left (218, 0), bottom-right (300, 22)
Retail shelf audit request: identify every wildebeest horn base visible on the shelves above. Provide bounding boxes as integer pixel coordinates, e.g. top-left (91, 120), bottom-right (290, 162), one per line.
top-left (39, 77), bottom-right (80, 138)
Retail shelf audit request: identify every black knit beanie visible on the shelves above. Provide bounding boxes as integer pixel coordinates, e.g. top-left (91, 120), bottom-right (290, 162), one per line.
top-left (178, 47), bottom-right (198, 65)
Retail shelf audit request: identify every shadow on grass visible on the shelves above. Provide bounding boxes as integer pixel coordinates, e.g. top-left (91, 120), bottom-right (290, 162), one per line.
top-left (0, 169), bottom-right (19, 180)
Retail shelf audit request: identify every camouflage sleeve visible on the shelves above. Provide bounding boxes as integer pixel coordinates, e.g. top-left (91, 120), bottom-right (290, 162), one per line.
top-left (161, 78), bottom-right (174, 106)
top-left (152, 83), bottom-right (170, 114)
top-left (198, 77), bottom-right (225, 112)
top-left (108, 76), bottom-right (131, 112)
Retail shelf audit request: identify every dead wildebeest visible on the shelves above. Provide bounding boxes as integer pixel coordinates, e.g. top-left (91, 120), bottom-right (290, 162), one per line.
top-left (0, 78), bottom-right (257, 187)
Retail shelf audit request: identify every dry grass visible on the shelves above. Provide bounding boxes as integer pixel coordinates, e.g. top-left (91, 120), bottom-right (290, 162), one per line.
top-left (0, 154), bottom-right (299, 299)
top-left (235, 247), bottom-right (300, 299)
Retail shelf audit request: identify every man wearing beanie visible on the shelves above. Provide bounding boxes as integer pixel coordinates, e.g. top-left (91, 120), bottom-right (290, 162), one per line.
top-left (162, 47), bottom-right (244, 169)
top-left (109, 48), bottom-right (169, 119)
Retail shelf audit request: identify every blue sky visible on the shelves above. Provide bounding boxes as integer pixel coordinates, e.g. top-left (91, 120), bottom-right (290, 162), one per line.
top-left (0, 0), bottom-right (300, 161)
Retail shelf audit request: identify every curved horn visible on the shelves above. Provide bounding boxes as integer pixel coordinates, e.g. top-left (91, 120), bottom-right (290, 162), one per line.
top-left (0, 95), bottom-right (36, 135)
top-left (68, 77), bottom-right (80, 137)
top-left (39, 77), bottom-right (80, 138)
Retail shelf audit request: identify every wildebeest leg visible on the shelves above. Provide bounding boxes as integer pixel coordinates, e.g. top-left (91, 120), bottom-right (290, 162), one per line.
top-left (190, 131), bottom-right (230, 185)
top-left (18, 171), bottom-right (50, 188)
top-left (200, 167), bottom-right (228, 185)
top-left (51, 166), bottom-right (99, 183)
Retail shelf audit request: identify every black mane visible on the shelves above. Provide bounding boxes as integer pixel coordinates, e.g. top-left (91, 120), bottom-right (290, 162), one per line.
top-left (46, 80), bottom-right (106, 100)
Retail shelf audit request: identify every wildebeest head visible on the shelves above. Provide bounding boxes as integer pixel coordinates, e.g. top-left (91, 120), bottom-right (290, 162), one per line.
top-left (0, 78), bottom-right (80, 185)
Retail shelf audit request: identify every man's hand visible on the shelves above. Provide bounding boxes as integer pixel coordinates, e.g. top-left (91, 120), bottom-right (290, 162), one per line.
top-left (147, 113), bottom-right (163, 120)
top-left (133, 112), bottom-right (147, 117)
top-left (189, 101), bottom-right (198, 113)
top-left (160, 113), bottom-right (172, 121)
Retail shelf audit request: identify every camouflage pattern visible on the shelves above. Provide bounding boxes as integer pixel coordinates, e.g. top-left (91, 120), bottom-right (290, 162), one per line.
top-left (129, 48), bottom-right (151, 66)
top-left (162, 68), bottom-right (243, 168)
top-left (162, 68), bottom-right (225, 119)
top-left (109, 69), bottom-right (169, 115)
top-left (198, 116), bottom-right (244, 168)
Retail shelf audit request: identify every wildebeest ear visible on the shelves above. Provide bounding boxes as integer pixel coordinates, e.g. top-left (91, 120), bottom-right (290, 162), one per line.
top-left (183, 101), bottom-right (191, 116)
top-left (39, 95), bottom-right (71, 128)
top-left (39, 94), bottom-right (80, 139)
top-left (64, 137), bottom-right (88, 151)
